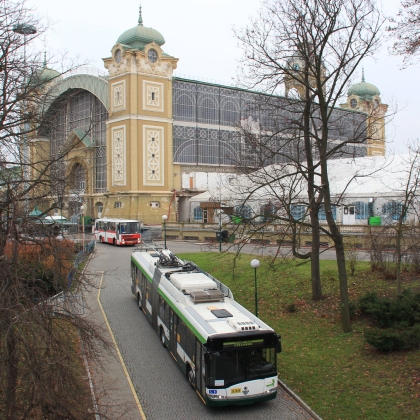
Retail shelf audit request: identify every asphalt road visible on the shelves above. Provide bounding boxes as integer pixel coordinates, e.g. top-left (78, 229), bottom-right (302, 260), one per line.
top-left (88, 240), bottom-right (318, 420)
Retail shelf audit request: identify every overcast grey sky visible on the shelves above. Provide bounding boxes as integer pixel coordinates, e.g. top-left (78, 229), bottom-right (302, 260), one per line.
top-left (30, 0), bottom-right (419, 154)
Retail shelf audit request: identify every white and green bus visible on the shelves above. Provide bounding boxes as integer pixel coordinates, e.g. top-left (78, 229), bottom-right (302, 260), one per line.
top-left (131, 245), bottom-right (281, 406)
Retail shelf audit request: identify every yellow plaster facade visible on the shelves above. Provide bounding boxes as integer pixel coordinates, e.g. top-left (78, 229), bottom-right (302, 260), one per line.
top-left (101, 41), bottom-right (179, 223)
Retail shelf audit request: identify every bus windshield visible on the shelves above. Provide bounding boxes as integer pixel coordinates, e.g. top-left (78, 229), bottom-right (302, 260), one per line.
top-left (210, 347), bottom-right (277, 387)
top-left (118, 222), bottom-right (140, 234)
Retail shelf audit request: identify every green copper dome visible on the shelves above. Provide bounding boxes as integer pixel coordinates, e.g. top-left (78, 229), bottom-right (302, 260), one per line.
top-left (117, 6), bottom-right (165, 50)
top-left (38, 67), bottom-right (61, 82)
top-left (33, 53), bottom-right (61, 84)
top-left (348, 70), bottom-right (380, 101)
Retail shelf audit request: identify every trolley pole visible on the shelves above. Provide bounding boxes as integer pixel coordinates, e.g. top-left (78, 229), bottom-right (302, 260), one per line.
top-left (251, 259), bottom-right (260, 317)
top-left (162, 214), bottom-right (167, 249)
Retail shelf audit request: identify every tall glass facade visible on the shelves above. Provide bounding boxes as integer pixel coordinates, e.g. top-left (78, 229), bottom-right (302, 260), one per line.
top-left (43, 89), bottom-right (108, 193)
top-left (173, 78), bottom-right (367, 168)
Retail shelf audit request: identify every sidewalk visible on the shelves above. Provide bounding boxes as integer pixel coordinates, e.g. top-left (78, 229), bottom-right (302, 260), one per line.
top-left (83, 271), bottom-right (144, 419)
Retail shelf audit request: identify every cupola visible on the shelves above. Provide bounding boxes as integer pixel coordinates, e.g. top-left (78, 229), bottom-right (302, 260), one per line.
top-left (116, 5), bottom-right (165, 50)
top-left (348, 69), bottom-right (380, 101)
top-left (35, 53), bottom-right (61, 84)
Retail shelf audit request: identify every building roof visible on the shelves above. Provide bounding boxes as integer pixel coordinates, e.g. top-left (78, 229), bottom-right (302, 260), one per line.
top-left (348, 70), bottom-right (380, 100)
top-left (117, 6), bottom-right (165, 50)
top-left (198, 155), bottom-right (414, 205)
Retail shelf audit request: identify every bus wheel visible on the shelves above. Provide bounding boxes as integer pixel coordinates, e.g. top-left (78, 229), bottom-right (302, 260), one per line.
top-left (99, 235), bottom-right (102, 243)
top-left (137, 293), bottom-right (142, 310)
top-left (187, 365), bottom-right (195, 389)
top-left (160, 327), bottom-right (167, 348)
top-left (113, 238), bottom-right (116, 246)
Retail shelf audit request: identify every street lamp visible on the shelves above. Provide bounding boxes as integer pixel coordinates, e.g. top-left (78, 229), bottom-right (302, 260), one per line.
top-left (13, 23), bottom-right (37, 215)
top-left (80, 205), bottom-right (85, 251)
top-left (250, 259), bottom-right (260, 317)
top-left (162, 215), bottom-right (167, 249)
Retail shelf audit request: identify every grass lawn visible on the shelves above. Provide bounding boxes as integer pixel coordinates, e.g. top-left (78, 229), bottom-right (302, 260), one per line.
top-left (179, 252), bottom-right (420, 420)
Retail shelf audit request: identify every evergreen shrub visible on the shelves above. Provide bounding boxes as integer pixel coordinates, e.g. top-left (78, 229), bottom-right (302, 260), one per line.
top-left (358, 290), bottom-right (420, 352)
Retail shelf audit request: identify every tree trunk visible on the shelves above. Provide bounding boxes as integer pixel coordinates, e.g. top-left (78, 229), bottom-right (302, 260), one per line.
top-left (396, 227), bottom-right (402, 295)
top-left (304, 77), bottom-right (322, 301)
top-left (319, 143), bottom-right (351, 332)
top-left (310, 212), bottom-right (323, 300)
top-left (333, 235), bottom-right (351, 332)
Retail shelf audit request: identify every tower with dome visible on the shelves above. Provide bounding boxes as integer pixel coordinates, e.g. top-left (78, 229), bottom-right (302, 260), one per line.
top-left (340, 70), bottom-right (388, 156)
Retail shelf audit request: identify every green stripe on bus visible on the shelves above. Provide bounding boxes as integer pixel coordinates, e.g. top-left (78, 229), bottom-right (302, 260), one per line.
top-left (131, 256), bottom-right (207, 344)
top-left (131, 257), bottom-right (153, 283)
top-left (158, 289), bottom-right (207, 344)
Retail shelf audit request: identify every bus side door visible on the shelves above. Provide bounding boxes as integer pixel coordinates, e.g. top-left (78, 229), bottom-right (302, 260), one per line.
top-left (169, 308), bottom-right (178, 357)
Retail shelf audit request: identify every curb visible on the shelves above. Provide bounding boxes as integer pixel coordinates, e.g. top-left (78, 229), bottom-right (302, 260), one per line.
top-left (278, 379), bottom-right (322, 420)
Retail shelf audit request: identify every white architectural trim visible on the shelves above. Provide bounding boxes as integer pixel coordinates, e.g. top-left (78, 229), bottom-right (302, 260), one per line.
top-left (112, 125), bottom-right (126, 186)
top-left (143, 125), bottom-right (164, 186)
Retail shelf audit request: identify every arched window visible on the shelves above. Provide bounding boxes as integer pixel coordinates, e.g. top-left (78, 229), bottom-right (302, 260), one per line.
top-left (193, 206), bottom-right (203, 221)
top-left (290, 204), bottom-right (306, 220)
top-left (173, 92), bottom-right (195, 121)
top-left (220, 98), bottom-right (239, 126)
top-left (198, 96), bottom-right (218, 124)
top-left (43, 90), bottom-right (108, 193)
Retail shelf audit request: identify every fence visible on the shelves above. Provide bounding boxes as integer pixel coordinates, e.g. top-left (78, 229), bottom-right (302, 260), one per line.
top-left (47, 291), bottom-right (85, 316)
top-left (67, 240), bottom-right (95, 290)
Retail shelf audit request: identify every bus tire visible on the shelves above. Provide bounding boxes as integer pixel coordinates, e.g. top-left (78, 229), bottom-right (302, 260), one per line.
top-left (137, 293), bottom-right (142, 310)
top-left (160, 327), bottom-right (167, 348)
top-left (113, 238), bottom-right (116, 246)
top-left (99, 235), bottom-right (102, 243)
top-left (186, 365), bottom-right (195, 389)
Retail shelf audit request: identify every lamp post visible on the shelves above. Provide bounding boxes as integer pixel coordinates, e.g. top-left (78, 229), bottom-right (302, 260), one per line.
top-left (162, 215), bottom-right (167, 249)
top-left (250, 259), bottom-right (260, 317)
top-left (218, 208), bottom-right (222, 252)
top-left (13, 23), bottom-right (37, 214)
top-left (81, 205), bottom-right (85, 251)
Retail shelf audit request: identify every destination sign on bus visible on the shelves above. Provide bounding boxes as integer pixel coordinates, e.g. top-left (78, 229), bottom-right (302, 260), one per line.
top-left (223, 339), bottom-right (264, 348)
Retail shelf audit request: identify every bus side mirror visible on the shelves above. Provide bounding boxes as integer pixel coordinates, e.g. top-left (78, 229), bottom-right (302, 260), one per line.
top-left (276, 335), bottom-right (282, 353)
top-left (204, 353), bottom-right (210, 365)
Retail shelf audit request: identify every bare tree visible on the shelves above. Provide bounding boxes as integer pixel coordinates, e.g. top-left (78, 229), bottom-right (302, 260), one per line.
top-left (235, 0), bottom-right (384, 332)
top-left (0, 1), bottom-right (114, 418)
top-left (368, 145), bottom-right (420, 293)
top-left (388, 0), bottom-right (420, 67)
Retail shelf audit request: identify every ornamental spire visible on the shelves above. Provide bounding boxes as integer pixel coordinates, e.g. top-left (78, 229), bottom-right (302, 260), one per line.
top-left (362, 67), bottom-right (365, 83)
top-left (43, 51), bottom-right (47, 67)
top-left (138, 4), bottom-right (143, 26)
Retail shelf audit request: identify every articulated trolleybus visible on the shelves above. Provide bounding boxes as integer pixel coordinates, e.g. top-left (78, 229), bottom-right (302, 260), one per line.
top-left (95, 218), bottom-right (141, 246)
top-left (131, 245), bottom-right (281, 406)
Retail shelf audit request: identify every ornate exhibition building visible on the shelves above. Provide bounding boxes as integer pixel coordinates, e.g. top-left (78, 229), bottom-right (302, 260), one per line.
top-left (31, 7), bottom-right (388, 224)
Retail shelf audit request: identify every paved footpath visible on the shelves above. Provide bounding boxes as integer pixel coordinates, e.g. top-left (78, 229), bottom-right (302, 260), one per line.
top-left (82, 240), bottom-right (321, 420)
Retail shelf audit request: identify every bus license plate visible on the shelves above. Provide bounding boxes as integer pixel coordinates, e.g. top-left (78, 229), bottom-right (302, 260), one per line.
top-left (230, 388), bottom-right (241, 394)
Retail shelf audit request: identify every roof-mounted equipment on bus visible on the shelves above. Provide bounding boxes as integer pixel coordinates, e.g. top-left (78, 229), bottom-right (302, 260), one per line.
top-left (190, 289), bottom-right (225, 303)
top-left (227, 317), bottom-right (259, 331)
